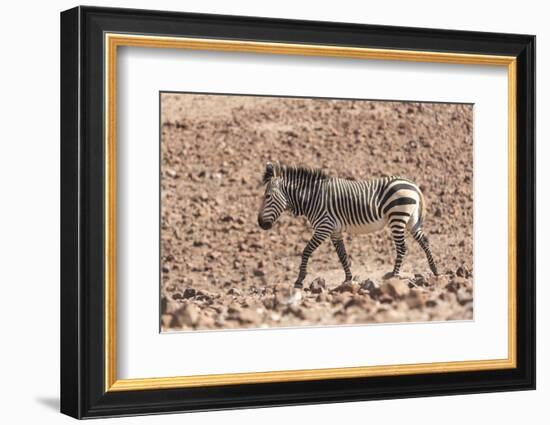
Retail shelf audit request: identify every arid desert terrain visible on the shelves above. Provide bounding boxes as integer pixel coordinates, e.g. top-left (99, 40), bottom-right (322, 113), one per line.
top-left (160, 93), bottom-right (474, 332)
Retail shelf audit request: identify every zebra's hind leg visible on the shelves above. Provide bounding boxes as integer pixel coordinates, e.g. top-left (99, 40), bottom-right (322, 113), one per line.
top-left (294, 229), bottom-right (330, 288)
top-left (390, 225), bottom-right (408, 277)
top-left (330, 233), bottom-right (353, 282)
top-left (412, 228), bottom-right (438, 275)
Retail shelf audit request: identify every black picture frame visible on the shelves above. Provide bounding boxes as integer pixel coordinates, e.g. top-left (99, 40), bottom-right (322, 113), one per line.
top-left (61, 5), bottom-right (535, 419)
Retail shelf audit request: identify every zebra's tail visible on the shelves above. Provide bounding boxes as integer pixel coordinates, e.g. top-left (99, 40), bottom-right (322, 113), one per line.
top-left (411, 187), bottom-right (425, 234)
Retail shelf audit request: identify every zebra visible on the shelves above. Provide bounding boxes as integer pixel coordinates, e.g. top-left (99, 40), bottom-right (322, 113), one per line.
top-left (257, 162), bottom-right (438, 288)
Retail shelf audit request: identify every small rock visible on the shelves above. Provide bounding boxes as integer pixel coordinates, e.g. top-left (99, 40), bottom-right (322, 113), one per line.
top-left (446, 277), bottom-right (468, 293)
top-left (428, 274), bottom-right (449, 288)
top-left (253, 268), bottom-right (265, 277)
top-left (262, 296), bottom-right (276, 310)
top-left (195, 289), bottom-right (213, 300)
top-left (380, 278), bottom-right (409, 298)
top-left (453, 276), bottom-right (469, 287)
top-left (227, 302), bottom-right (242, 314)
top-left (360, 278), bottom-right (382, 299)
top-left (301, 308), bottom-right (322, 322)
top-left (286, 305), bottom-right (306, 319)
top-left (344, 295), bottom-right (366, 310)
top-left (438, 292), bottom-right (454, 303)
top-left (270, 312), bottom-right (282, 321)
top-left (360, 278), bottom-right (378, 292)
top-left (379, 294), bottom-right (394, 304)
top-left (456, 288), bottom-right (473, 305)
top-left (274, 284), bottom-right (302, 306)
top-left (161, 314), bottom-right (173, 328)
top-left (316, 292), bottom-right (330, 303)
top-left (209, 304), bottom-right (226, 315)
top-left (406, 289), bottom-right (425, 309)
top-left (160, 295), bottom-right (168, 312)
top-left (332, 281), bottom-right (359, 294)
top-left (242, 296), bottom-right (261, 309)
top-left (165, 168), bottom-right (178, 178)
top-left (214, 315), bottom-right (227, 327)
top-left (425, 299), bottom-right (438, 308)
top-left (164, 300), bottom-right (180, 314)
top-left (227, 287), bottom-right (241, 296)
top-left (197, 314), bottom-right (216, 328)
top-left (238, 308), bottom-right (261, 324)
top-left (331, 293), bottom-right (353, 306)
top-left (206, 252), bottom-right (218, 261)
top-left (376, 308), bottom-right (407, 323)
top-left (165, 283), bottom-right (177, 292)
top-left (180, 304), bottom-right (200, 326)
top-left (412, 274), bottom-right (429, 287)
top-left (183, 288), bottom-right (196, 299)
top-left (309, 277), bottom-right (326, 293)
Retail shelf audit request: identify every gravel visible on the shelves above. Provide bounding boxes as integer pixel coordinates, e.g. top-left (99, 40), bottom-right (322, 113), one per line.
top-left (160, 93), bottom-right (474, 331)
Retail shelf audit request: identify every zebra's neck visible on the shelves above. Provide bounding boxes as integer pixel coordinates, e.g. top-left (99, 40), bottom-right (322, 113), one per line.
top-left (282, 176), bottom-right (325, 221)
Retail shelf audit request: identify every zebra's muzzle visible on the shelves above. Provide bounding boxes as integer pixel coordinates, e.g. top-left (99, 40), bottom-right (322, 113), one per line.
top-left (258, 217), bottom-right (272, 230)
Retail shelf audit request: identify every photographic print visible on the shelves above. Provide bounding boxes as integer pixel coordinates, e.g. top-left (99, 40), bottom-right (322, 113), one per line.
top-left (61, 8), bottom-right (535, 417)
top-left (160, 92), bottom-right (474, 332)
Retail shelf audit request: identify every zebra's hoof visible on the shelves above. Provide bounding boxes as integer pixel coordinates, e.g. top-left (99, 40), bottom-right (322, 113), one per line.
top-left (293, 282), bottom-right (304, 289)
top-left (383, 271), bottom-right (398, 280)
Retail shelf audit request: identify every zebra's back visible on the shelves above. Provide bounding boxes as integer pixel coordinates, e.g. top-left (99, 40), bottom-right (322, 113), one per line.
top-left (324, 176), bottom-right (422, 235)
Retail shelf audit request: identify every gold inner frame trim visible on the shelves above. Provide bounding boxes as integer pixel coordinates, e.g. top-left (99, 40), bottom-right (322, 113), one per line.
top-left (104, 33), bottom-right (517, 392)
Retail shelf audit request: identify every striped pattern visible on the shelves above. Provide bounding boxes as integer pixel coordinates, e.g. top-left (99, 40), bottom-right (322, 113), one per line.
top-left (258, 162), bottom-right (438, 288)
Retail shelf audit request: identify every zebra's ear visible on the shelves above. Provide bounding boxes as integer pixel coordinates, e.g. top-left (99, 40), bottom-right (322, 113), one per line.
top-left (262, 162), bottom-right (274, 184)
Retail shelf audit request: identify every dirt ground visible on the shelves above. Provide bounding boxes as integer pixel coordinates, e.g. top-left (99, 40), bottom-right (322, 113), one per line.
top-left (160, 93), bottom-right (474, 332)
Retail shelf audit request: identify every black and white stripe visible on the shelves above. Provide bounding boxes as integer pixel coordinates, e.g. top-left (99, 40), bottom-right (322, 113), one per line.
top-left (258, 162), bottom-right (438, 288)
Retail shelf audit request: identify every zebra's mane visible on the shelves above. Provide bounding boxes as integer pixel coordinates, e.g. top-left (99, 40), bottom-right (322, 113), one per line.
top-left (262, 162), bottom-right (329, 184)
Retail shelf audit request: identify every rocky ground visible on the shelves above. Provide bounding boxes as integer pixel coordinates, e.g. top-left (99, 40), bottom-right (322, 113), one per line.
top-left (160, 93), bottom-right (474, 332)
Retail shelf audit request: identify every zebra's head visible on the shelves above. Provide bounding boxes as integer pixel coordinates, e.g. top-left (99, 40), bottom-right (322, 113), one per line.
top-left (258, 162), bottom-right (287, 230)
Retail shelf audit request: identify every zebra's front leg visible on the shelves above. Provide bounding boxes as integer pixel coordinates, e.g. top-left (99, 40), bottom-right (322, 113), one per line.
top-left (331, 233), bottom-right (353, 282)
top-left (294, 230), bottom-right (330, 288)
